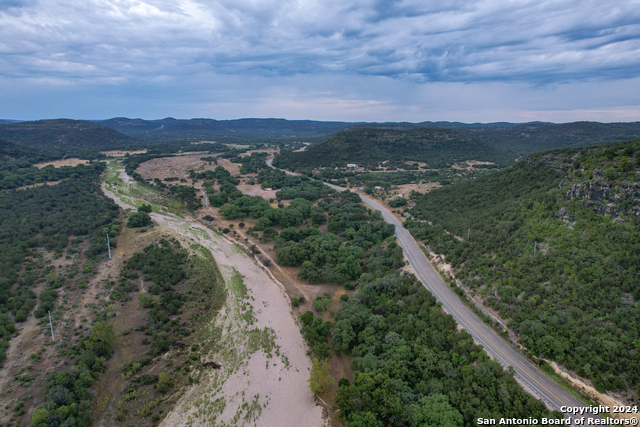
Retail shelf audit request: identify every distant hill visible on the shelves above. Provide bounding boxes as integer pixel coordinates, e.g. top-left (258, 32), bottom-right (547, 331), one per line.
top-left (274, 127), bottom-right (518, 170)
top-left (275, 121), bottom-right (640, 170)
top-left (406, 138), bottom-right (640, 393)
top-left (0, 119), bottom-right (137, 158)
top-left (96, 117), bottom-right (354, 144)
top-left (469, 121), bottom-right (640, 156)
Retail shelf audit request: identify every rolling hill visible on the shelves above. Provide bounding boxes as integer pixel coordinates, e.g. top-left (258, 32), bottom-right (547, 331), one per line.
top-left (405, 138), bottom-right (640, 396)
top-left (0, 119), bottom-right (137, 158)
top-left (275, 121), bottom-right (640, 170)
top-left (274, 127), bottom-right (517, 170)
top-left (96, 117), bottom-right (353, 144)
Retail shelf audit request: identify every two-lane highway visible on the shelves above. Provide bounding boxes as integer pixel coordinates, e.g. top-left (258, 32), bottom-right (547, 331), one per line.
top-left (269, 160), bottom-right (603, 426)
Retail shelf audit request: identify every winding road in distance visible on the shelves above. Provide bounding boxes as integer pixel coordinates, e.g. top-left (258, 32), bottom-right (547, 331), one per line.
top-left (266, 159), bottom-right (603, 426)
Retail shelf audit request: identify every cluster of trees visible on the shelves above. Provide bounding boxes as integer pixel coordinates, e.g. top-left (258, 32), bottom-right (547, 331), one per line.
top-left (388, 197), bottom-right (408, 208)
top-left (257, 169), bottom-right (336, 201)
top-left (332, 273), bottom-right (561, 427)
top-left (228, 151), bottom-right (269, 174)
top-left (220, 196), bottom-right (324, 233)
top-left (31, 321), bottom-right (116, 427)
top-left (168, 185), bottom-right (202, 211)
top-left (405, 139), bottom-right (640, 392)
top-left (191, 166), bottom-right (240, 207)
top-left (275, 193), bottom-right (397, 285)
top-left (127, 205), bottom-right (153, 228)
top-left (300, 311), bottom-right (333, 359)
top-left (0, 313), bottom-right (15, 366)
top-left (0, 162), bottom-right (120, 364)
top-left (122, 239), bottom-right (189, 355)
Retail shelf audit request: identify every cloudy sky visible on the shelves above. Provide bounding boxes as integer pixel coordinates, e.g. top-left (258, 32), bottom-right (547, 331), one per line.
top-left (1, 0), bottom-right (639, 122)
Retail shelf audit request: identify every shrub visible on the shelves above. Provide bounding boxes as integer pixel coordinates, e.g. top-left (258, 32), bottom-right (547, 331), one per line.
top-left (128, 212), bottom-right (152, 228)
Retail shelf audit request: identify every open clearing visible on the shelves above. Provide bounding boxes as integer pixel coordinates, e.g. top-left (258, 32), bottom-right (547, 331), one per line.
top-left (100, 149), bottom-right (148, 157)
top-left (34, 158), bottom-right (90, 168)
top-left (136, 154), bottom-right (243, 180)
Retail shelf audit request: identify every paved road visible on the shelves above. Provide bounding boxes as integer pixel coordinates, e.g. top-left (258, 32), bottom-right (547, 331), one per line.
top-left (268, 160), bottom-right (603, 426)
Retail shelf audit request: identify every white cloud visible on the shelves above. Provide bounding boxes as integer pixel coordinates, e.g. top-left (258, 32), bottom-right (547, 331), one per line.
top-left (0, 0), bottom-right (639, 120)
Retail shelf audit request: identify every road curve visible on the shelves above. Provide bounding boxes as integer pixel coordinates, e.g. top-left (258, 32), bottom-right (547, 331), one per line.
top-left (268, 160), bottom-right (601, 426)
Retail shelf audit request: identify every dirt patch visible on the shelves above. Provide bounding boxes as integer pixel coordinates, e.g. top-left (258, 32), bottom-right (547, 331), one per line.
top-left (386, 182), bottom-right (442, 199)
top-left (13, 179), bottom-right (67, 191)
top-left (452, 160), bottom-right (497, 171)
top-left (546, 361), bottom-right (639, 424)
top-left (235, 184), bottom-right (278, 200)
top-left (135, 154), bottom-right (244, 182)
top-left (101, 149), bottom-right (148, 157)
top-left (34, 158), bottom-right (90, 168)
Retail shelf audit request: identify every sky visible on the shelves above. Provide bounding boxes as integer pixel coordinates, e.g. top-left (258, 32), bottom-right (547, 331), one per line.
top-left (1, 0), bottom-right (639, 123)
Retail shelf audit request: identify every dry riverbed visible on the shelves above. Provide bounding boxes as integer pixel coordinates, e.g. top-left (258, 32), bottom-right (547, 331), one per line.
top-left (101, 163), bottom-right (326, 427)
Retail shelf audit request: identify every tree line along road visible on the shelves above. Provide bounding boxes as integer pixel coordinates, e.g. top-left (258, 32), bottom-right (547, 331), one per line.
top-left (268, 159), bottom-right (607, 426)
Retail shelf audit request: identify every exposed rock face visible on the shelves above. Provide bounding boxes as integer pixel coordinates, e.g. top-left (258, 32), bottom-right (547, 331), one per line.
top-left (562, 178), bottom-right (640, 217)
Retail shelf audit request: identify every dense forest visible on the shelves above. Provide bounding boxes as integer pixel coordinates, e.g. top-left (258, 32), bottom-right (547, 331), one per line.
top-left (274, 128), bottom-right (515, 170)
top-left (0, 120), bottom-right (138, 158)
top-left (274, 122), bottom-right (640, 172)
top-left (0, 161), bottom-right (120, 365)
top-left (250, 168), bottom-right (562, 425)
top-left (0, 150), bottom-right (97, 192)
top-left (274, 191), bottom-right (398, 286)
top-left (341, 121), bottom-right (640, 156)
top-left (405, 138), bottom-right (640, 394)
top-left (97, 117), bottom-right (350, 144)
top-left (0, 138), bottom-right (69, 190)
top-left (333, 274), bottom-right (561, 427)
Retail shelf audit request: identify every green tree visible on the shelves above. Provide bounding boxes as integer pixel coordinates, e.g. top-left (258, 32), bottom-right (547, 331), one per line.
top-left (127, 211), bottom-right (152, 228)
top-left (409, 394), bottom-right (463, 427)
top-left (308, 358), bottom-right (334, 394)
top-left (138, 203), bottom-right (152, 213)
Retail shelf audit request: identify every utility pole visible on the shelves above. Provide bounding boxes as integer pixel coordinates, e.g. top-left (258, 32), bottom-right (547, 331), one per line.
top-left (107, 234), bottom-right (111, 260)
top-left (48, 311), bottom-right (55, 341)
top-left (467, 228), bottom-right (470, 240)
top-left (533, 242), bottom-right (536, 256)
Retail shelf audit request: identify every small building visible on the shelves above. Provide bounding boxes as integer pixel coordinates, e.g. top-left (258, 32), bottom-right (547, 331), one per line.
top-left (374, 186), bottom-right (385, 190)
top-left (347, 164), bottom-right (358, 168)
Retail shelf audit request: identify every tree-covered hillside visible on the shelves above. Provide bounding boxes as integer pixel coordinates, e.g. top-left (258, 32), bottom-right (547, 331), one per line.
top-left (0, 119), bottom-right (138, 158)
top-left (274, 127), bottom-right (516, 170)
top-left (470, 121), bottom-right (640, 157)
top-left (97, 117), bottom-right (351, 144)
top-left (0, 138), bottom-right (91, 190)
top-left (405, 138), bottom-right (640, 396)
top-left (274, 122), bottom-right (640, 172)
top-left (0, 138), bottom-right (53, 162)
